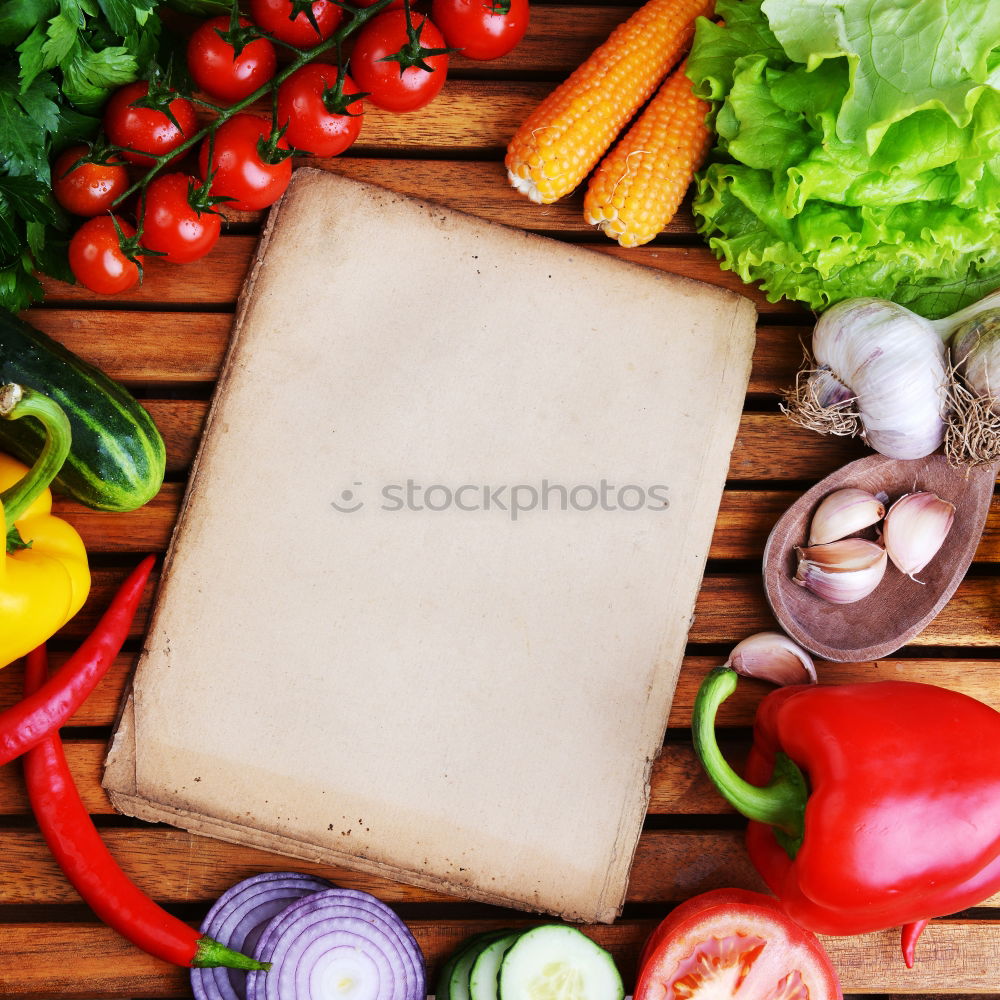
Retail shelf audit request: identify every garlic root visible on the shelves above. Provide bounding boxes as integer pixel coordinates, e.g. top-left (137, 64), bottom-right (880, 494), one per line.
top-left (945, 310), bottom-right (1000, 466)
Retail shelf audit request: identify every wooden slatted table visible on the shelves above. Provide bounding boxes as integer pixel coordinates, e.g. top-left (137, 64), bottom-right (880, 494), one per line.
top-left (3, 5), bottom-right (1000, 996)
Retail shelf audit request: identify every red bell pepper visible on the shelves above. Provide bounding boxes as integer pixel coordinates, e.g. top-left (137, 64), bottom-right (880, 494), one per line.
top-left (693, 667), bottom-right (1000, 966)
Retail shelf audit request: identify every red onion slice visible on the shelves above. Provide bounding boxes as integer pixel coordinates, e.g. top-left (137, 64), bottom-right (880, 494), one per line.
top-left (192, 872), bottom-right (333, 1000)
top-left (253, 888), bottom-right (423, 992)
top-left (246, 888), bottom-right (425, 1000)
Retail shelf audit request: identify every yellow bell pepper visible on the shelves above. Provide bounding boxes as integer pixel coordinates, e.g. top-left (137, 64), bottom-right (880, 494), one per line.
top-left (0, 383), bottom-right (90, 668)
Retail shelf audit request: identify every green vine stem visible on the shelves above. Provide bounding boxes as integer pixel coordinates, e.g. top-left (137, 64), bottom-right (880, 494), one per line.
top-left (112, 0), bottom-right (397, 208)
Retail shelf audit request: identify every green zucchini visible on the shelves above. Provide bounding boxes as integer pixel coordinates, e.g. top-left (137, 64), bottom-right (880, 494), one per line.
top-left (0, 308), bottom-right (165, 511)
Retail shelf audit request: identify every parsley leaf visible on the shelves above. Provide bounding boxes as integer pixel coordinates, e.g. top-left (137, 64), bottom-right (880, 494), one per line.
top-left (0, 0), bottom-right (162, 312)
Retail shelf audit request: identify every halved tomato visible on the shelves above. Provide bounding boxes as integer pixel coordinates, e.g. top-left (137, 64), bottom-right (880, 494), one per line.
top-left (635, 889), bottom-right (842, 1000)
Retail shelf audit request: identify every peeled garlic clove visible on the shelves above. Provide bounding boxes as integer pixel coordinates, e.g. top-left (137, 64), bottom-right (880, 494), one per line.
top-left (794, 537), bottom-right (887, 604)
top-left (883, 491), bottom-right (955, 579)
top-left (725, 631), bottom-right (817, 686)
top-left (808, 487), bottom-right (886, 545)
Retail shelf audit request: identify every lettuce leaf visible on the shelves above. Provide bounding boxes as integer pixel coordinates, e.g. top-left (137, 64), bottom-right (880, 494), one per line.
top-left (688, 0), bottom-right (1000, 318)
top-left (761, 0), bottom-right (1000, 151)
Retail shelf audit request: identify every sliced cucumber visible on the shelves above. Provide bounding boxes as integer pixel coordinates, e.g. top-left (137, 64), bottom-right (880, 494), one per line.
top-left (468, 932), bottom-right (522, 1000)
top-left (436, 940), bottom-right (473, 1000)
top-left (443, 931), bottom-right (519, 1000)
top-left (498, 926), bottom-right (624, 1000)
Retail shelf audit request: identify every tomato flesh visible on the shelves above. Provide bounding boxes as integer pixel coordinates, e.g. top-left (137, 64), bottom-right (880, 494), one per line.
top-left (669, 933), bottom-right (767, 998)
top-left (636, 891), bottom-right (842, 1000)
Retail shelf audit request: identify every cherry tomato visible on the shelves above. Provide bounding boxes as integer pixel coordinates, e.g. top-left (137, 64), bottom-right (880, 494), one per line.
top-left (68, 216), bottom-right (140, 295)
top-left (51, 145), bottom-right (129, 217)
top-left (636, 889), bottom-right (842, 1000)
top-left (140, 173), bottom-right (222, 264)
top-left (103, 81), bottom-right (198, 166)
top-left (277, 65), bottom-right (364, 157)
top-left (187, 16), bottom-right (277, 103)
top-left (247, 0), bottom-right (343, 46)
top-left (431, 0), bottom-right (528, 60)
top-left (350, 0), bottom-right (405, 9)
top-left (198, 113), bottom-right (292, 211)
top-left (350, 10), bottom-right (450, 113)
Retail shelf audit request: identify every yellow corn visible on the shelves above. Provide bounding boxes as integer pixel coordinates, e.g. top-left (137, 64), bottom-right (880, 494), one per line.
top-left (583, 60), bottom-right (712, 247)
top-left (505, 0), bottom-right (713, 205)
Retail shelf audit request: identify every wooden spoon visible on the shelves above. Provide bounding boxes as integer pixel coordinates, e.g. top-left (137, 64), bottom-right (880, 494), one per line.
top-left (763, 453), bottom-right (995, 662)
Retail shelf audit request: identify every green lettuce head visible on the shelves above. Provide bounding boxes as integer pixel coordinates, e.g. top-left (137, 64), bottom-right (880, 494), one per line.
top-left (687, 0), bottom-right (1000, 319)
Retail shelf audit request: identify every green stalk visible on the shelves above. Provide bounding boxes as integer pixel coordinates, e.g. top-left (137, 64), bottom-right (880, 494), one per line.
top-left (692, 667), bottom-right (808, 857)
top-left (0, 384), bottom-right (72, 538)
top-left (193, 935), bottom-right (272, 970)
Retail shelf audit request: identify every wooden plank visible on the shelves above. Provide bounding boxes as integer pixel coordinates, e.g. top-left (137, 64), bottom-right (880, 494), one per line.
top-left (21, 307), bottom-right (811, 396)
top-left (0, 738), bottom-right (737, 817)
top-left (353, 80), bottom-right (542, 154)
top-left (16, 823), bottom-right (982, 916)
top-left (54, 485), bottom-right (181, 553)
top-left (4, 652), bottom-right (1000, 812)
top-left (58, 562), bottom-right (1000, 646)
top-left (169, 4), bottom-right (638, 79)
top-left (46, 400), bottom-right (869, 480)
top-left (0, 652), bottom-right (993, 732)
top-left (731, 413), bottom-right (868, 480)
top-left (0, 827), bottom-right (766, 906)
top-left (23, 310), bottom-right (231, 384)
top-left (49, 486), bottom-right (1000, 565)
top-left (449, 5), bottom-right (636, 74)
top-left (38, 233), bottom-right (806, 315)
top-left (1, 919), bottom-right (998, 995)
top-left (688, 574), bottom-right (1000, 647)
top-left (219, 159), bottom-right (705, 238)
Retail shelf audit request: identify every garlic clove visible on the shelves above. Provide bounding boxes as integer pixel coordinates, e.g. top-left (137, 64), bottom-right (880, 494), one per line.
top-left (725, 631), bottom-right (817, 686)
top-left (794, 537), bottom-right (887, 603)
top-left (883, 491), bottom-right (955, 579)
top-left (808, 487), bottom-right (886, 545)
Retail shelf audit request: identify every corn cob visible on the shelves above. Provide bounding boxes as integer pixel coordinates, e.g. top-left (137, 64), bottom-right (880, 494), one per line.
top-left (505, 0), bottom-right (713, 205)
top-left (583, 59), bottom-right (712, 247)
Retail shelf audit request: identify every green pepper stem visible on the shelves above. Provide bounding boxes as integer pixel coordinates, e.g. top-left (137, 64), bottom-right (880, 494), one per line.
top-left (193, 935), bottom-right (272, 970)
top-left (692, 667), bottom-right (807, 854)
top-left (0, 383), bottom-right (72, 530)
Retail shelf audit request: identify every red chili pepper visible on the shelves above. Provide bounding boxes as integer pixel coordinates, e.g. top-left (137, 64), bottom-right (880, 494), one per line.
top-left (694, 667), bottom-right (1000, 966)
top-left (0, 555), bottom-right (154, 766)
top-left (23, 644), bottom-right (270, 971)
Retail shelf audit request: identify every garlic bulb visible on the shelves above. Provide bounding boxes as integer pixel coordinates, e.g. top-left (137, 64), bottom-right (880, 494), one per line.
top-left (945, 308), bottom-right (1000, 465)
top-left (725, 631), bottom-right (816, 685)
top-left (883, 492), bottom-right (955, 579)
top-left (808, 488), bottom-right (885, 545)
top-left (794, 537), bottom-right (887, 604)
top-left (785, 298), bottom-right (949, 460)
top-left (951, 312), bottom-right (1000, 407)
